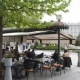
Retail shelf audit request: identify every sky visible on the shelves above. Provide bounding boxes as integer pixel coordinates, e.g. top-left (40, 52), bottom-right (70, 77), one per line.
top-left (42, 0), bottom-right (80, 23)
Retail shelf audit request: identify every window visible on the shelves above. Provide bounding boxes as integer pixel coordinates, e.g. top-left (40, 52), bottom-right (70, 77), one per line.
top-left (74, 28), bottom-right (76, 33)
top-left (70, 28), bottom-right (73, 33)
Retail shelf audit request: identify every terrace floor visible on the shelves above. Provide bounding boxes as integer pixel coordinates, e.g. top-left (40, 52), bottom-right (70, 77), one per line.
top-left (13, 50), bottom-right (80, 80)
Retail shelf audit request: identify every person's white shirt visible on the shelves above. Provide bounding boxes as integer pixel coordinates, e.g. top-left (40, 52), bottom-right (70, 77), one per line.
top-left (18, 44), bottom-right (23, 53)
top-left (19, 56), bottom-right (24, 62)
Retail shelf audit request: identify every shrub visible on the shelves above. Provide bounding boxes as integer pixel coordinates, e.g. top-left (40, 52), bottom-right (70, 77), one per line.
top-left (31, 44), bottom-right (65, 50)
top-left (4, 53), bottom-right (14, 58)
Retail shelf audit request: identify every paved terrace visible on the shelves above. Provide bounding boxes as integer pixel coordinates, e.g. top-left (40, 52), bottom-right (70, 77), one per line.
top-left (13, 51), bottom-right (80, 80)
top-left (14, 66), bottom-right (80, 80)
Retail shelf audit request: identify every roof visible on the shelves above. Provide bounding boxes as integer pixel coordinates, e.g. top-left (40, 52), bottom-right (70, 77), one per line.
top-left (34, 32), bottom-right (75, 40)
top-left (3, 30), bottom-right (55, 37)
top-left (3, 31), bottom-right (75, 40)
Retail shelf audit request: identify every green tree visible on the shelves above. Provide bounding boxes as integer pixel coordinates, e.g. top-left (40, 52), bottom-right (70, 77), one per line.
top-left (75, 34), bottom-right (80, 67)
top-left (0, 0), bottom-right (71, 77)
top-left (68, 34), bottom-right (73, 38)
top-left (75, 34), bottom-right (80, 46)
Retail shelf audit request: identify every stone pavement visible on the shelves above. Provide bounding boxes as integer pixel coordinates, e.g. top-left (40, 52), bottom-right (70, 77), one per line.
top-left (14, 65), bottom-right (80, 80)
top-left (14, 52), bottom-right (79, 80)
top-left (48, 66), bottom-right (80, 80)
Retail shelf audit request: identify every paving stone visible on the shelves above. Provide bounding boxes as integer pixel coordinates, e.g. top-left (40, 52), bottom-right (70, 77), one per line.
top-left (12, 65), bottom-right (80, 80)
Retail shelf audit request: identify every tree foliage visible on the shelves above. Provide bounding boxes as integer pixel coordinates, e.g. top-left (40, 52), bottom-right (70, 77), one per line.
top-left (0, 0), bottom-right (71, 29)
top-left (0, 0), bottom-right (72, 77)
top-left (75, 34), bottom-right (80, 46)
top-left (68, 34), bottom-right (73, 38)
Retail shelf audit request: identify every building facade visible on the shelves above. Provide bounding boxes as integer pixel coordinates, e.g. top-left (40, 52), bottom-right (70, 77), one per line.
top-left (62, 23), bottom-right (80, 39)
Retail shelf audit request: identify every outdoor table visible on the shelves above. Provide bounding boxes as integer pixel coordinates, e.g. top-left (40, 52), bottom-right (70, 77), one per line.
top-left (34, 58), bottom-right (53, 62)
top-left (33, 58), bottom-right (54, 63)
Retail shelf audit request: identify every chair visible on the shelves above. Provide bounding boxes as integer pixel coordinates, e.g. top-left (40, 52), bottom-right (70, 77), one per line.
top-left (40, 60), bottom-right (55, 78)
top-left (53, 58), bottom-right (65, 75)
top-left (1, 63), bottom-right (5, 76)
top-left (63, 57), bottom-right (72, 68)
top-left (24, 62), bottom-right (36, 80)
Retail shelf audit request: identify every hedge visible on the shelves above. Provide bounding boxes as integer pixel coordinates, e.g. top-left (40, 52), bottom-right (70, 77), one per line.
top-left (31, 44), bottom-right (65, 50)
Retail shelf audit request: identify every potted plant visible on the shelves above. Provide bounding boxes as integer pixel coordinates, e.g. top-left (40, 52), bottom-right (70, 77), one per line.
top-left (4, 53), bottom-right (14, 58)
top-left (4, 53), bottom-right (14, 66)
top-left (4, 53), bottom-right (14, 80)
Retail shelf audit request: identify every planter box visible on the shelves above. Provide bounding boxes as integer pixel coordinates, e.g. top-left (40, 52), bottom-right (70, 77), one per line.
top-left (5, 58), bottom-right (12, 66)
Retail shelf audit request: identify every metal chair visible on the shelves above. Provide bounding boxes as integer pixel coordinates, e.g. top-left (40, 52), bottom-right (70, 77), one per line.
top-left (24, 62), bottom-right (36, 80)
top-left (40, 60), bottom-right (55, 78)
top-left (53, 58), bottom-right (65, 75)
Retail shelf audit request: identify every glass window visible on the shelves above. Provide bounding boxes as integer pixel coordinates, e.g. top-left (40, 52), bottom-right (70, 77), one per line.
top-left (70, 28), bottom-right (73, 33)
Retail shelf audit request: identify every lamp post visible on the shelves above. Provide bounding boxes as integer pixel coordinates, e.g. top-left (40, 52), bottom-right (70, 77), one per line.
top-left (56, 15), bottom-right (62, 55)
top-left (55, 15), bottom-right (62, 71)
top-left (53, 15), bottom-right (69, 71)
top-left (53, 14), bottom-right (68, 56)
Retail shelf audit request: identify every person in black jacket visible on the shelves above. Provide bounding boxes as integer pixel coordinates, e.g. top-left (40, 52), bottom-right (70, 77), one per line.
top-left (23, 52), bottom-right (38, 76)
top-left (51, 50), bottom-right (58, 62)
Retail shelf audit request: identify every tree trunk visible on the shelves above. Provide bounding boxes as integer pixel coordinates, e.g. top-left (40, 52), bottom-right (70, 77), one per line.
top-left (77, 53), bottom-right (80, 67)
top-left (0, 16), bottom-right (3, 78)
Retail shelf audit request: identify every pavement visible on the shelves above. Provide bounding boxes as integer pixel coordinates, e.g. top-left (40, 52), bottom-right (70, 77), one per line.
top-left (14, 65), bottom-right (80, 80)
top-left (13, 52), bottom-right (80, 80)
top-left (48, 66), bottom-right (80, 80)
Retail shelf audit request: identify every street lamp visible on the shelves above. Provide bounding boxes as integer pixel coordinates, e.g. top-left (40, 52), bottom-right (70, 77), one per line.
top-left (56, 15), bottom-right (62, 55)
top-left (41, 14), bottom-right (69, 71)
top-left (56, 15), bottom-right (62, 22)
top-left (55, 15), bottom-right (64, 71)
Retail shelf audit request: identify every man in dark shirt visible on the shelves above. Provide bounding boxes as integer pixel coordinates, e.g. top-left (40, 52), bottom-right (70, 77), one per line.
top-left (23, 52), bottom-right (38, 76)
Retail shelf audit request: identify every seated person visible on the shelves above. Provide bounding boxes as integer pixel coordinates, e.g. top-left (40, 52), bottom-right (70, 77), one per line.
top-left (5, 47), bottom-right (11, 54)
top-left (19, 54), bottom-right (24, 63)
top-left (24, 49), bottom-right (31, 57)
top-left (51, 50), bottom-right (59, 62)
top-left (31, 49), bottom-right (35, 58)
top-left (23, 52), bottom-right (38, 76)
top-left (62, 50), bottom-right (71, 57)
top-left (12, 58), bottom-right (19, 76)
top-left (10, 46), bottom-right (14, 54)
top-left (62, 50), bottom-right (72, 68)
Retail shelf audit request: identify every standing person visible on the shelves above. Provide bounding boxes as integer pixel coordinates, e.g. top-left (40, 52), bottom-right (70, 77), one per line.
top-left (51, 50), bottom-right (59, 62)
top-left (33, 42), bottom-right (37, 50)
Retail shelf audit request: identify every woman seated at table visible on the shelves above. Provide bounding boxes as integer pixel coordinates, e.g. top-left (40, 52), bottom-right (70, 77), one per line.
top-left (62, 50), bottom-right (72, 68)
top-left (62, 50), bottom-right (71, 57)
top-left (51, 50), bottom-right (58, 62)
